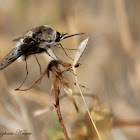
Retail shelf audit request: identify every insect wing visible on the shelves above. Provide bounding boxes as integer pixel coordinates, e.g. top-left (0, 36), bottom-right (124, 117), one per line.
top-left (0, 43), bottom-right (30, 70)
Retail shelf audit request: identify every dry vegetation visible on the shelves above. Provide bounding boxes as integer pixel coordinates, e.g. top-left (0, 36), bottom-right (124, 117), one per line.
top-left (0, 0), bottom-right (140, 140)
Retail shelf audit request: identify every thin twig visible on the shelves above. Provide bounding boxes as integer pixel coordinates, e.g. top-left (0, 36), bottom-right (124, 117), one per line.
top-left (72, 37), bottom-right (102, 140)
top-left (52, 70), bottom-right (70, 140)
top-left (33, 93), bottom-right (98, 117)
top-left (72, 66), bottom-right (102, 140)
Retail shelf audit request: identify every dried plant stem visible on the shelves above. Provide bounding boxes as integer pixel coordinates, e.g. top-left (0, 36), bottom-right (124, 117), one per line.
top-left (114, 0), bottom-right (134, 56)
top-left (52, 71), bottom-right (70, 140)
top-left (72, 67), bottom-right (102, 140)
top-left (113, 120), bottom-right (140, 128)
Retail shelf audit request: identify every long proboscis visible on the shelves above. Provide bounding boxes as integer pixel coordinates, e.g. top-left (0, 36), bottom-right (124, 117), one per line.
top-left (61, 33), bottom-right (85, 40)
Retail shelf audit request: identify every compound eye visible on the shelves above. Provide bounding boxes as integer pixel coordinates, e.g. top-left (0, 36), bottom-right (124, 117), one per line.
top-left (55, 32), bottom-right (61, 42)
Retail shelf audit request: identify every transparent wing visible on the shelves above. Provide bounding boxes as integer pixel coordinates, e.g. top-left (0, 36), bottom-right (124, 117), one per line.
top-left (0, 42), bottom-right (34, 70)
top-left (0, 36), bottom-right (41, 70)
top-left (0, 47), bottom-right (24, 70)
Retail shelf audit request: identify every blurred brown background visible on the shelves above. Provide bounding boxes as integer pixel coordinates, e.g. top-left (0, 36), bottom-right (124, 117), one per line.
top-left (0, 0), bottom-right (140, 140)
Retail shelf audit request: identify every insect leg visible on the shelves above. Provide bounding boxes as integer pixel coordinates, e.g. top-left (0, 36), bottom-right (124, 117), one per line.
top-left (50, 49), bottom-right (61, 61)
top-left (34, 54), bottom-right (42, 75)
top-left (45, 50), bottom-right (58, 60)
top-left (15, 56), bottom-right (28, 90)
top-left (53, 43), bottom-right (74, 61)
top-left (34, 54), bottom-right (42, 84)
top-left (54, 46), bottom-right (78, 51)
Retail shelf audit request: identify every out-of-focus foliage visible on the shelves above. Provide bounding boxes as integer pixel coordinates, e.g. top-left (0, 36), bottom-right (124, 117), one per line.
top-left (0, 0), bottom-right (140, 140)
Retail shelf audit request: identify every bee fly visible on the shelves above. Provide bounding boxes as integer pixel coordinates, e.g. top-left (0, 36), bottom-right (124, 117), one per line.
top-left (0, 25), bottom-right (84, 89)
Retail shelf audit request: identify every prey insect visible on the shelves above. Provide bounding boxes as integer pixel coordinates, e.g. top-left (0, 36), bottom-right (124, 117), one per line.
top-left (0, 25), bottom-right (84, 89)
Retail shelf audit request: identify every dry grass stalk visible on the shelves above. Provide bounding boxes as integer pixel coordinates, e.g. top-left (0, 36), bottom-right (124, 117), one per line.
top-left (50, 61), bottom-right (70, 140)
top-left (72, 37), bottom-right (102, 140)
top-left (114, 0), bottom-right (134, 57)
top-left (17, 37), bottom-right (102, 140)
